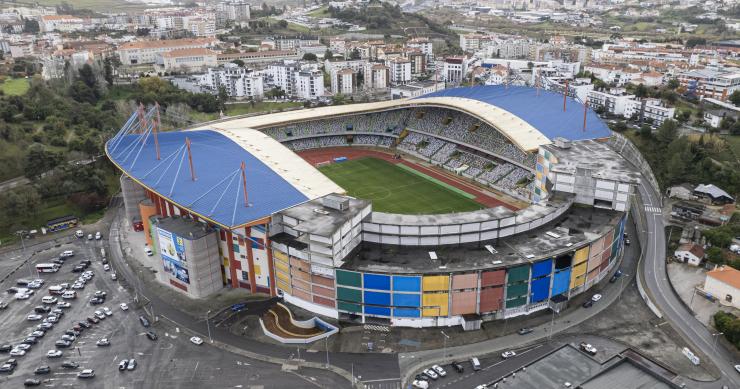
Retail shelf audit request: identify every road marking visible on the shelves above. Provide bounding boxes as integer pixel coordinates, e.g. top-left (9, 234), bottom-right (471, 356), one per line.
top-left (191, 361), bottom-right (199, 380)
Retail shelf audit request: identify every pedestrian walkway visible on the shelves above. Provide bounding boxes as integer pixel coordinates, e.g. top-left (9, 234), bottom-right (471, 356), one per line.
top-left (644, 205), bottom-right (662, 213)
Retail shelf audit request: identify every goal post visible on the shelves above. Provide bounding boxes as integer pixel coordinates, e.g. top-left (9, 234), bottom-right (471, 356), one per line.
top-left (315, 160), bottom-right (332, 168)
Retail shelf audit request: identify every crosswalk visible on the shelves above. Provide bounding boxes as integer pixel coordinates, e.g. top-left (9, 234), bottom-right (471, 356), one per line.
top-left (644, 205), bottom-right (661, 213)
top-left (363, 324), bottom-right (390, 332)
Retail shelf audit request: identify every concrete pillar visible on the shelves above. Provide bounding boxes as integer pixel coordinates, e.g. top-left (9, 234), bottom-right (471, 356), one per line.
top-left (120, 175), bottom-right (147, 225)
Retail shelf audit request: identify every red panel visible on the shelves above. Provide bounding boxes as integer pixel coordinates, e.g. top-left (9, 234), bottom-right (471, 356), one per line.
top-left (292, 288), bottom-right (311, 302)
top-left (451, 291), bottom-right (477, 315)
top-left (238, 281), bottom-right (251, 290)
top-left (311, 274), bottom-right (335, 288)
top-left (154, 193), bottom-right (161, 215)
top-left (169, 279), bottom-right (188, 292)
top-left (292, 278), bottom-right (310, 291)
top-left (452, 273), bottom-right (478, 290)
top-left (226, 230), bottom-right (239, 288)
top-left (312, 285), bottom-right (334, 298)
top-left (167, 202), bottom-right (175, 216)
top-left (219, 230), bottom-right (225, 241)
top-left (600, 256), bottom-right (609, 271)
top-left (290, 257), bottom-right (310, 272)
top-left (479, 286), bottom-right (503, 312)
top-left (245, 227), bottom-right (257, 293)
top-left (587, 268), bottom-right (599, 281)
top-left (291, 269), bottom-right (310, 282)
top-left (481, 270), bottom-right (505, 287)
top-left (313, 295), bottom-right (335, 308)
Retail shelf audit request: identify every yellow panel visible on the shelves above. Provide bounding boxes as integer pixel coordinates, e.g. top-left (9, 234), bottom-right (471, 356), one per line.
top-left (275, 261), bottom-right (289, 274)
top-left (574, 246), bottom-right (589, 264)
top-left (276, 269), bottom-right (290, 283)
top-left (254, 265), bottom-right (261, 276)
top-left (570, 262), bottom-right (588, 288)
top-left (277, 279), bottom-right (291, 293)
top-left (422, 276), bottom-right (450, 292)
top-left (273, 250), bottom-right (288, 261)
top-left (422, 293), bottom-right (449, 316)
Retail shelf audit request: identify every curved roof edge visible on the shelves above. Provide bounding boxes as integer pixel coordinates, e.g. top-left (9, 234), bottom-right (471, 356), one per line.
top-left (191, 97), bottom-right (550, 152)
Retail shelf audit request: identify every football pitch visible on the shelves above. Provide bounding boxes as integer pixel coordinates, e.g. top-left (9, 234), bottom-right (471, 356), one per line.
top-left (318, 157), bottom-right (484, 214)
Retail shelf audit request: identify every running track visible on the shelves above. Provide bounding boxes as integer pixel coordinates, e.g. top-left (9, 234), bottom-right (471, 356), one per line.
top-left (297, 147), bottom-right (519, 210)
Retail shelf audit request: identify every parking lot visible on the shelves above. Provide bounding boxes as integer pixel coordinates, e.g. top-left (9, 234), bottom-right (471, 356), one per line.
top-left (1, 232), bottom-right (349, 388)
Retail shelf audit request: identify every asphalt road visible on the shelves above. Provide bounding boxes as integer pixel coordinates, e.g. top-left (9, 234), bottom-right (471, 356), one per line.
top-left (637, 178), bottom-right (739, 388)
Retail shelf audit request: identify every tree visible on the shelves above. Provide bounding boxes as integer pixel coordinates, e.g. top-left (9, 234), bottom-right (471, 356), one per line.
top-left (350, 48), bottom-right (361, 60)
top-left (302, 53), bottom-right (318, 61)
top-left (23, 143), bottom-right (63, 180)
top-left (77, 64), bottom-right (97, 89)
top-left (639, 124), bottom-right (652, 137)
top-left (324, 49), bottom-right (333, 61)
top-left (103, 57), bottom-right (114, 86)
top-left (656, 119), bottom-right (678, 145)
top-left (22, 19), bottom-right (39, 33)
top-left (729, 90), bottom-right (740, 107)
top-left (231, 59), bottom-right (245, 67)
top-left (633, 83), bottom-right (648, 98)
top-left (667, 78), bottom-right (680, 90)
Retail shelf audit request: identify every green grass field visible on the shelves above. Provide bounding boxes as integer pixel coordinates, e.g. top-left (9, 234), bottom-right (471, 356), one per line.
top-left (1, 78), bottom-right (29, 96)
top-left (319, 157), bottom-right (483, 214)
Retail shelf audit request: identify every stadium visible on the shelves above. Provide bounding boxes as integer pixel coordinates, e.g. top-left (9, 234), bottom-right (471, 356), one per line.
top-left (107, 85), bottom-right (639, 328)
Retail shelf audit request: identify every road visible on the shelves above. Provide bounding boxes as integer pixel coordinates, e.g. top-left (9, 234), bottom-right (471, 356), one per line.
top-left (108, 207), bottom-right (400, 388)
top-left (637, 177), bottom-right (739, 388)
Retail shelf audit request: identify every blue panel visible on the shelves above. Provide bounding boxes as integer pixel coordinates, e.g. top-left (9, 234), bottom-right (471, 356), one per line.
top-left (532, 258), bottom-right (553, 279)
top-left (551, 269), bottom-right (571, 296)
top-left (107, 130), bottom-right (309, 228)
top-left (364, 291), bottom-right (391, 306)
top-left (393, 308), bottom-right (420, 318)
top-left (530, 276), bottom-right (551, 303)
top-left (364, 273), bottom-right (391, 290)
top-left (418, 86), bottom-right (611, 142)
top-left (365, 306), bottom-right (391, 317)
top-left (392, 276), bottom-right (421, 292)
top-left (393, 293), bottom-right (421, 307)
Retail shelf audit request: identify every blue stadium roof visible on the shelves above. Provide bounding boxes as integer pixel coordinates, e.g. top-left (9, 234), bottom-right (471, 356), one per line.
top-left (107, 129), bottom-right (308, 228)
top-left (418, 85), bottom-right (611, 142)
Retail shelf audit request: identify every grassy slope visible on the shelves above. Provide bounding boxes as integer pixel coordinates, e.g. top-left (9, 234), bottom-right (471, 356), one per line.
top-left (319, 157), bottom-right (483, 214)
top-left (1, 78), bottom-right (30, 96)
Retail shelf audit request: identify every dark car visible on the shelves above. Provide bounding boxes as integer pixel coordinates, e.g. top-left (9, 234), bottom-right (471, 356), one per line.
top-left (0, 344), bottom-right (11, 353)
top-left (609, 270), bottom-right (623, 283)
top-left (146, 331), bottom-right (158, 341)
top-left (34, 306), bottom-right (51, 314)
top-left (0, 363), bottom-right (14, 373)
top-left (71, 265), bottom-right (84, 273)
top-left (89, 298), bottom-right (104, 305)
top-left (61, 361), bottom-right (79, 369)
top-left (34, 366), bottom-right (51, 375)
top-left (139, 316), bottom-right (150, 328)
top-left (451, 361), bottom-right (464, 373)
top-left (52, 259), bottom-right (64, 265)
top-left (414, 374), bottom-right (428, 382)
top-left (517, 328), bottom-right (534, 335)
top-left (6, 358), bottom-right (17, 366)
top-left (81, 259), bottom-right (91, 266)
top-left (23, 337), bottom-right (38, 344)
top-left (65, 330), bottom-right (80, 337)
top-left (94, 291), bottom-right (107, 298)
top-left (23, 378), bottom-right (41, 386)
top-left (118, 359), bottom-right (128, 371)
top-left (582, 299), bottom-right (594, 308)
top-left (87, 317), bottom-right (99, 324)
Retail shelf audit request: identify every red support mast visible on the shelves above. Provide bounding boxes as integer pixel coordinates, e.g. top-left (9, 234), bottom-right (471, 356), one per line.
top-left (241, 161), bottom-right (249, 207)
top-left (583, 101), bottom-right (589, 132)
top-left (563, 80), bottom-right (569, 112)
top-left (185, 137), bottom-right (196, 181)
top-left (154, 102), bottom-right (161, 160)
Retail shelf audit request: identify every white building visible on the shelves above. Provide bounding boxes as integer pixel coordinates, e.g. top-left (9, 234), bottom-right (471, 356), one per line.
top-left (117, 38), bottom-right (217, 66)
top-left (443, 57), bottom-right (467, 84)
top-left (387, 57), bottom-right (411, 85)
top-left (406, 37), bottom-right (433, 60)
top-left (364, 63), bottom-right (389, 90)
top-left (677, 68), bottom-right (740, 102)
top-left (295, 69), bottom-right (324, 100)
top-left (331, 68), bottom-right (355, 95)
top-left (157, 48), bottom-right (218, 73)
top-left (704, 266), bottom-right (740, 309)
top-left (39, 15), bottom-right (84, 32)
top-left (674, 243), bottom-right (704, 266)
top-left (268, 61), bottom-right (300, 97)
top-left (624, 98), bottom-right (675, 125)
top-left (390, 80), bottom-right (445, 99)
top-left (587, 89), bottom-right (635, 116)
top-left (217, 0), bottom-right (250, 23)
top-left (200, 63), bottom-right (264, 99)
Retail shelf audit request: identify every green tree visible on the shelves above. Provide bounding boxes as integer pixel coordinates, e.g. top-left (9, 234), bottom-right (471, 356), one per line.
top-left (666, 78), bottom-right (680, 90)
top-left (324, 49), bottom-right (333, 60)
top-left (350, 48), bottom-right (361, 60)
top-left (655, 119), bottom-right (678, 145)
top-left (729, 90), bottom-right (740, 106)
top-left (302, 53), bottom-right (318, 61)
top-left (231, 59), bottom-right (245, 67)
top-left (23, 143), bottom-right (63, 179)
top-left (77, 64), bottom-right (97, 89)
top-left (103, 57), bottom-right (114, 86)
top-left (22, 19), bottom-right (39, 33)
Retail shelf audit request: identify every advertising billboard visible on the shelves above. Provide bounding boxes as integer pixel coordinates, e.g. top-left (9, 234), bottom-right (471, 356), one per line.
top-left (157, 228), bottom-right (189, 284)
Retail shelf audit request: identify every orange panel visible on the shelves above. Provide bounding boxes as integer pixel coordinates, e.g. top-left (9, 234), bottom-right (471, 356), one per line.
top-left (138, 201), bottom-right (157, 246)
top-left (481, 270), bottom-right (505, 287)
top-left (451, 273), bottom-right (478, 290)
top-left (311, 274), bottom-right (335, 288)
top-left (292, 288), bottom-right (311, 302)
top-left (451, 291), bottom-right (477, 315)
top-left (292, 278), bottom-right (310, 292)
top-left (312, 285), bottom-right (334, 298)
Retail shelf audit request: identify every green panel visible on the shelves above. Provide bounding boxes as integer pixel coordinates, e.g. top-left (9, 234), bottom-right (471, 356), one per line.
top-left (336, 270), bottom-right (362, 287)
top-left (507, 265), bottom-right (530, 283)
top-left (338, 301), bottom-right (362, 313)
top-left (505, 296), bottom-right (527, 308)
top-left (506, 282), bottom-right (528, 297)
top-left (337, 287), bottom-right (362, 303)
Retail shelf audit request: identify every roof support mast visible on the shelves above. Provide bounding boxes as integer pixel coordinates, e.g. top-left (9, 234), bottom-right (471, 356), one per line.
top-left (563, 80), bottom-right (568, 112)
top-left (185, 137), bottom-right (196, 181)
top-left (583, 101), bottom-right (589, 132)
top-left (241, 161), bottom-right (250, 207)
top-left (154, 102), bottom-right (162, 160)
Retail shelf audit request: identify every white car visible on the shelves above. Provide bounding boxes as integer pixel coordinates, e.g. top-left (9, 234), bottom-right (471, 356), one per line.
top-left (15, 343), bottom-right (30, 351)
top-left (32, 278), bottom-right (44, 285)
top-left (190, 336), bottom-right (204, 345)
top-left (56, 301), bottom-right (71, 308)
top-left (412, 380), bottom-right (429, 389)
top-left (44, 315), bottom-right (59, 323)
top-left (120, 303), bottom-right (129, 311)
top-left (62, 291), bottom-right (76, 299)
top-left (96, 338), bottom-right (110, 347)
top-left (501, 350), bottom-right (516, 359)
top-left (103, 264), bottom-right (110, 272)
top-left (111, 273), bottom-right (117, 281)
top-left (61, 250), bottom-right (74, 257)
top-left (423, 368), bottom-right (438, 380)
top-left (41, 296), bottom-right (58, 304)
top-left (95, 232), bottom-right (101, 240)
top-left (94, 311), bottom-right (106, 320)
top-left (27, 314), bottom-right (43, 321)
top-left (87, 234), bottom-right (93, 240)
top-left (431, 364), bottom-right (446, 377)
top-left (102, 307), bottom-right (113, 316)
top-left (15, 293), bottom-right (30, 300)
top-left (75, 230), bottom-right (84, 238)
top-left (735, 364), bottom-right (740, 374)
top-left (591, 294), bottom-right (602, 302)
top-left (144, 246), bottom-right (153, 256)
top-left (9, 348), bottom-right (25, 356)
top-left (47, 350), bottom-right (63, 358)
top-left (71, 283), bottom-right (84, 290)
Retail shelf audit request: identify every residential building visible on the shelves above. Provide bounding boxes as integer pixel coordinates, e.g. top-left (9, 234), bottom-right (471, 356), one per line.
top-left (267, 61), bottom-right (300, 97)
top-left (331, 68), bottom-right (355, 95)
top-left (704, 266), bottom-right (740, 309)
top-left (673, 243), bottom-right (704, 266)
top-left (157, 48), bottom-right (218, 73)
top-left (677, 68), bottom-right (740, 101)
top-left (390, 80), bottom-right (445, 99)
top-left (275, 37), bottom-right (321, 51)
top-left (364, 63), bottom-right (389, 90)
top-left (704, 109), bottom-right (737, 128)
top-left (39, 15), bottom-right (84, 32)
top-left (217, 0), bottom-right (250, 23)
top-left (587, 89), bottom-right (635, 116)
top-left (324, 59), bottom-right (366, 74)
top-left (200, 63), bottom-right (264, 99)
top-left (295, 69), bottom-right (324, 100)
top-left (117, 37), bottom-right (217, 66)
top-left (387, 57), bottom-right (411, 85)
top-left (460, 34), bottom-right (491, 52)
top-left (443, 57), bottom-right (467, 84)
top-left (623, 98), bottom-right (675, 125)
top-left (694, 184), bottom-right (735, 205)
top-left (407, 51), bottom-right (426, 76)
top-left (217, 50), bottom-right (300, 65)
top-left (406, 37), bottom-right (433, 60)
top-left (186, 16), bottom-right (216, 37)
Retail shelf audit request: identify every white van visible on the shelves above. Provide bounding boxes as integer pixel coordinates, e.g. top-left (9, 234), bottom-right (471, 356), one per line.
top-left (41, 296), bottom-right (58, 304)
top-left (470, 357), bottom-right (481, 371)
top-left (62, 290), bottom-right (77, 299)
top-left (60, 250), bottom-right (74, 258)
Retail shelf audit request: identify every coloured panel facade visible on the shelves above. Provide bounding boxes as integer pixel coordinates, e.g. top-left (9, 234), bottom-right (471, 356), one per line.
top-left (530, 276), bottom-right (550, 303)
top-left (313, 295), bottom-right (335, 307)
top-left (507, 265), bottom-right (530, 282)
top-left (337, 286), bottom-right (362, 302)
top-left (506, 296), bottom-right (527, 308)
top-left (423, 275), bottom-right (450, 292)
top-left (365, 306), bottom-right (391, 316)
top-left (570, 261), bottom-right (588, 288)
top-left (393, 308), bottom-right (420, 318)
top-left (481, 270), bottom-right (506, 287)
top-left (393, 293), bottom-right (421, 307)
top-left (551, 268), bottom-right (571, 296)
top-left (338, 301), bottom-right (361, 313)
top-left (336, 269), bottom-right (362, 287)
top-left (479, 287), bottom-right (504, 312)
top-left (574, 246), bottom-right (589, 264)
top-left (364, 273), bottom-right (391, 290)
top-left (531, 259), bottom-right (553, 278)
top-left (451, 291), bottom-right (477, 315)
top-left (364, 291), bottom-right (391, 306)
top-left (451, 273), bottom-right (478, 290)
top-left (393, 276), bottom-right (421, 292)
top-left (422, 293), bottom-right (449, 316)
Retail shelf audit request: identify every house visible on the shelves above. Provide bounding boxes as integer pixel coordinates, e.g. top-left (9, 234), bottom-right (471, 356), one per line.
top-left (703, 109), bottom-right (738, 129)
top-left (704, 266), bottom-right (740, 309)
top-left (157, 48), bottom-right (218, 73)
top-left (668, 184), bottom-right (695, 201)
top-left (674, 243), bottom-right (704, 266)
top-left (694, 184), bottom-right (735, 205)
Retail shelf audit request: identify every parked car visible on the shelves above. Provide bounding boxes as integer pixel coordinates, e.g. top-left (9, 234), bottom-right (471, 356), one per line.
top-left (9, 348), bottom-right (25, 356)
top-left (96, 338), bottom-right (110, 347)
top-left (451, 361), bottom-right (464, 373)
top-left (34, 306), bottom-right (51, 314)
top-left (126, 359), bottom-right (137, 371)
top-left (61, 361), bottom-right (79, 369)
top-left (145, 331), bottom-right (158, 341)
top-left (0, 363), bottom-right (14, 373)
top-left (412, 380), bottom-right (429, 389)
top-left (139, 316), bottom-right (150, 327)
top-left (0, 344), bottom-right (11, 352)
top-left (470, 357), bottom-right (481, 371)
top-left (609, 270), bottom-right (623, 283)
top-left (77, 369), bottom-right (95, 378)
top-left (501, 351), bottom-right (516, 359)
top-left (422, 368), bottom-right (438, 380)
top-left (517, 327), bottom-right (533, 335)
top-left (102, 307), bottom-right (113, 316)
top-left (56, 302), bottom-right (71, 308)
top-left (120, 303), bottom-right (128, 311)
top-left (27, 314), bottom-right (43, 321)
top-left (190, 336), bottom-right (203, 345)
top-left (23, 378), bottom-right (41, 386)
top-left (95, 232), bottom-right (101, 240)
top-left (54, 340), bottom-right (71, 348)
top-left (46, 350), bottom-right (63, 358)
top-left (582, 299), bottom-right (594, 308)
top-left (34, 365), bottom-right (51, 374)
top-left (579, 342), bottom-right (598, 356)
top-left (432, 365), bottom-right (446, 377)
top-left (591, 294), bottom-right (602, 302)
top-left (118, 359), bottom-right (128, 371)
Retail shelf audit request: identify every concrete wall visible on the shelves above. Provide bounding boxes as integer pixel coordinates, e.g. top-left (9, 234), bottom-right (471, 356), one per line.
top-left (121, 174), bottom-right (147, 225)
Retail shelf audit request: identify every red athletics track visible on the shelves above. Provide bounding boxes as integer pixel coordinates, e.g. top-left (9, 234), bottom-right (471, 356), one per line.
top-left (297, 147), bottom-right (519, 211)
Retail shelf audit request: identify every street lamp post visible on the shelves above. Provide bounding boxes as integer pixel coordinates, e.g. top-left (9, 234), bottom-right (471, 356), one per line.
top-left (440, 330), bottom-right (450, 364)
top-left (16, 230), bottom-right (32, 278)
top-left (206, 309), bottom-right (213, 343)
top-left (325, 336), bottom-right (330, 367)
